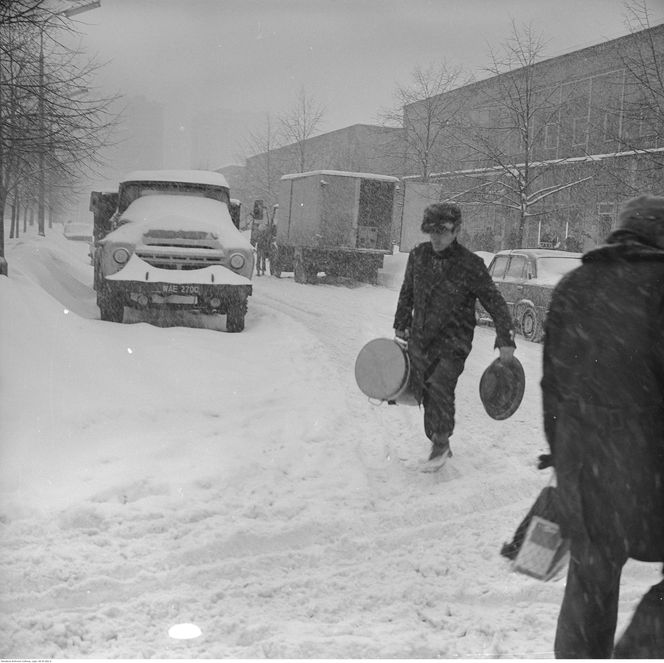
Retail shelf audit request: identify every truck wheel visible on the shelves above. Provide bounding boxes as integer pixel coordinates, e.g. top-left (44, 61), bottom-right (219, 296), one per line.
top-left (98, 288), bottom-right (124, 323)
top-left (294, 249), bottom-right (317, 284)
top-left (226, 300), bottom-right (246, 332)
top-left (294, 251), bottom-right (307, 283)
top-left (268, 245), bottom-right (281, 277)
top-left (364, 267), bottom-right (379, 285)
top-left (352, 262), bottom-right (378, 284)
top-left (268, 255), bottom-right (281, 278)
top-left (304, 264), bottom-right (318, 283)
top-left (269, 262), bottom-right (281, 278)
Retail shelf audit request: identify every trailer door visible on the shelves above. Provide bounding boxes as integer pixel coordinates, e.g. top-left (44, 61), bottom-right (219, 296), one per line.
top-left (357, 179), bottom-right (394, 251)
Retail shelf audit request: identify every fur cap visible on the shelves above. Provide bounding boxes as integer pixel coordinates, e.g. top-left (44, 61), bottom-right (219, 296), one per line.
top-left (421, 203), bottom-right (462, 234)
top-left (616, 194), bottom-right (664, 248)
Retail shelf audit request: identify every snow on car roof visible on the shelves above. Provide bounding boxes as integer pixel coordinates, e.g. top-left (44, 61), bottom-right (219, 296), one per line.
top-left (121, 170), bottom-right (229, 188)
top-left (495, 248), bottom-right (582, 259)
top-left (280, 170), bottom-right (400, 183)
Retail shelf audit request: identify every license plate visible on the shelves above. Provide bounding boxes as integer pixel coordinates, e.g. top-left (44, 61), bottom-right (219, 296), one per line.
top-left (151, 294), bottom-right (197, 305)
top-left (160, 284), bottom-right (201, 296)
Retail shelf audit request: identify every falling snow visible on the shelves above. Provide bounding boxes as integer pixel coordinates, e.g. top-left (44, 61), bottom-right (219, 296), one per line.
top-left (0, 228), bottom-right (661, 658)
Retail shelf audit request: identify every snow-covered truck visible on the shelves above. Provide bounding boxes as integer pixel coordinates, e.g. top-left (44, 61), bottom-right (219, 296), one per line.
top-left (269, 170), bottom-right (399, 284)
top-left (89, 170), bottom-right (254, 332)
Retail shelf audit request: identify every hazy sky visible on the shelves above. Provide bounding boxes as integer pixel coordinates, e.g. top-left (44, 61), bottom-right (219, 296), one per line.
top-left (67, 0), bottom-right (664, 176)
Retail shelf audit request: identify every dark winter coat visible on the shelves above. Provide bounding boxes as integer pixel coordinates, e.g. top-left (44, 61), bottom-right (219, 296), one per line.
top-left (393, 240), bottom-right (515, 401)
top-left (394, 240), bottom-right (514, 356)
top-left (255, 226), bottom-right (271, 253)
top-left (541, 234), bottom-right (664, 562)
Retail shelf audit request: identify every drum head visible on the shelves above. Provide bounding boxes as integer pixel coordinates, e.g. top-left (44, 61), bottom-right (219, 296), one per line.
top-left (354, 338), bottom-right (409, 400)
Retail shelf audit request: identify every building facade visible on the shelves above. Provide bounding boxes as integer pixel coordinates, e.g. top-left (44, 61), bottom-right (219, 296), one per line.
top-left (401, 23), bottom-right (664, 252)
top-left (239, 123), bottom-right (405, 209)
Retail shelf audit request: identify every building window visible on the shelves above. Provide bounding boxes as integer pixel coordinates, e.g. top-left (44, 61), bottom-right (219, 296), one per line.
top-left (544, 123), bottom-right (559, 149)
top-left (572, 117), bottom-right (588, 146)
top-left (598, 213), bottom-right (613, 241)
top-left (469, 108), bottom-right (492, 127)
top-left (639, 110), bottom-right (657, 138)
top-left (597, 202), bottom-right (615, 242)
top-left (602, 112), bottom-right (619, 142)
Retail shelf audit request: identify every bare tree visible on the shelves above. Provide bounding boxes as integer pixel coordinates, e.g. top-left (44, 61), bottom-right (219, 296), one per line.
top-left (598, 1), bottom-right (664, 191)
top-left (455, 21), bottom-right (592, 247)
top-left (379, 62), bottom-right (467, 181)
top-left (620, 0), bottom-right (663, 152)
top-left (278, 88), bottom-right (325, 173)
top-left (242, 113), bottom-right (284, 208)
top-left (0, 0), bottom-right (118, 270)
top-left (0, 0), bottom-right (44, 29)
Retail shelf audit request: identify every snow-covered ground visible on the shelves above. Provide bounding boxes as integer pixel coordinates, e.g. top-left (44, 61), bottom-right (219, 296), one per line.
top-left (1, 226), bottom-right (661, 658)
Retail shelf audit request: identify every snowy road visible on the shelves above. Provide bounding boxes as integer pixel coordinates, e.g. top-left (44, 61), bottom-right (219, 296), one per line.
top-left (1, 231), bottom-right (661, 658)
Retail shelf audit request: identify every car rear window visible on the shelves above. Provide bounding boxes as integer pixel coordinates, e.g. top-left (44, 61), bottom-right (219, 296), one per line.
top-left (505, 255), bottom-right (527, 279)
top-left (490, 255), bottom-right (509, 279)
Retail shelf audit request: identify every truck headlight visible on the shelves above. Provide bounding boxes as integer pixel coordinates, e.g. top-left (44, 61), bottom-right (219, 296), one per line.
top-left (113, 247), bottom-right (131, 265)
top-left (229, 253), bottom-right (245, 270)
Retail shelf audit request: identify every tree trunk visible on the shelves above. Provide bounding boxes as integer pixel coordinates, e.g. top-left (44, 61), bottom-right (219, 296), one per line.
top-left (10, 200), bottom-right (17, 239)
top-left (0, 192), bottom-right (6, 258)
top-left (517, 209), bottom-right (527, 248)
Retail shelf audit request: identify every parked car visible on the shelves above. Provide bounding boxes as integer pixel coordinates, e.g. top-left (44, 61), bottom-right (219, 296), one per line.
top-left (63, 221), bottom-right (93, 242)
top-left (477, 248), bottom-right (582, 342)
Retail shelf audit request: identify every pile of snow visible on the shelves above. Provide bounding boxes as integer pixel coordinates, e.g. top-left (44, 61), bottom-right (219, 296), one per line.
top-left (0, 227), bottom-right (660, 658)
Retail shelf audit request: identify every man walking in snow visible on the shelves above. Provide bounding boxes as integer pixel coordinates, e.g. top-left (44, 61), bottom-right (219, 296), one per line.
top-left (254, 223), bottom-right (271, 276)
top-left (541, 194), bottom-right (664, 658)
top-left (393, 203), bottom-right (516, 467)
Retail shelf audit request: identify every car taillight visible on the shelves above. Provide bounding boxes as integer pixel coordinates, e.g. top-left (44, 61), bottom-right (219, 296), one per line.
top-left (113, 247), bottom-right (131, 264)
top-left (229, 253), bottom-right (245, 270)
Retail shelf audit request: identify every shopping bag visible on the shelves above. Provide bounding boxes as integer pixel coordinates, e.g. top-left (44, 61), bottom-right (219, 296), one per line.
top-left (501, 480), bottom-right (570, 581)
top-left (512, 515), bottom-right (570, 581)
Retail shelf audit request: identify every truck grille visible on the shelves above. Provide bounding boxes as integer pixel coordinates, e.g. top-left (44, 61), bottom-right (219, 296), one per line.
top-left (136, 245), bottom-right (225, 270)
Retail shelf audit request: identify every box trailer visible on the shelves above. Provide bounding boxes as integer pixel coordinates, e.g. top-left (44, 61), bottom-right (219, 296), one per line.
top-left (270, 170), bottom-right (398, 284)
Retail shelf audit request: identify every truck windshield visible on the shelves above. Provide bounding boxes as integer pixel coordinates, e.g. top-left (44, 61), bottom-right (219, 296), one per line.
top-left (118, 181), bottom-right (230, 212)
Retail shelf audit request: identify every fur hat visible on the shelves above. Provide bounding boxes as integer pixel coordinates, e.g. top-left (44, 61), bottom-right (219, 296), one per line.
top-left (421, 203), bottom-right (462, 234)
top-left (617, 194), bottom-right (664, 248)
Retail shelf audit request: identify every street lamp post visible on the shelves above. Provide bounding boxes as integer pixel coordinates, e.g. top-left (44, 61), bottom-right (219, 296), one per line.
top-left (37, 0), bottom-right (101, 237)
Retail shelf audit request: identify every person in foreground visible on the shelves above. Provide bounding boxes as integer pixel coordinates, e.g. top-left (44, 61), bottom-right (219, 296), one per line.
top-left (541, 194), bottom-right (664, 658)
top-left (393, 203), bottom-right (516, 467)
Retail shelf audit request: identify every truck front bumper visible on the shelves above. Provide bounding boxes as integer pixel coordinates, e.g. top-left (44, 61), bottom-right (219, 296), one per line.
top-left (105, 279), bottom-right (251, 314)
top-left (105, 254), bottom-right (252, 313)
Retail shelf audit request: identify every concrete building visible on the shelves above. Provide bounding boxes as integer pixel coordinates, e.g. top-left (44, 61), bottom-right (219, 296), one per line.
top-left (240, 123), bottom-right (405, 209)
top-left (400, 23), bottom-right (664, 252)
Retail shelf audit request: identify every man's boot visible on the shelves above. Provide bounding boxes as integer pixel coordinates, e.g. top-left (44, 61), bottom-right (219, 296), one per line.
top-left (428, 432), bottom-right (452, 463)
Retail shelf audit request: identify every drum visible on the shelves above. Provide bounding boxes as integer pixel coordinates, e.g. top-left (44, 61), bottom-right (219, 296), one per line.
top-left (354, 337), bottom-right (419, 406)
